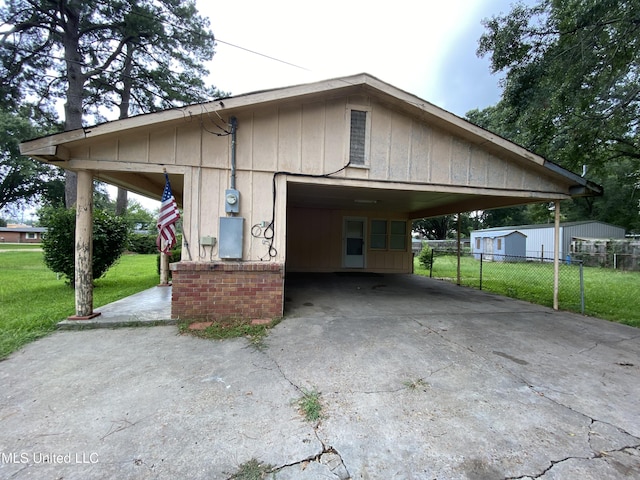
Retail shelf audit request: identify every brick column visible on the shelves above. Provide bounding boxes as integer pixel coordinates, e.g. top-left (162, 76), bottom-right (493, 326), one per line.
top-left (170, 261), bottom-right (284, 321)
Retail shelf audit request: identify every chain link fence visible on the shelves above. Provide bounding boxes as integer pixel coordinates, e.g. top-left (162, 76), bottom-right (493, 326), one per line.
top-left (424, 250), bottom-right (585, 313)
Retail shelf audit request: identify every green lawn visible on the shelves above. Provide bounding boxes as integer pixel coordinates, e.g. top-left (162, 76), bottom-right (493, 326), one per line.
top-left (0, 243), bottom-right (42, 250)
top-left (0, 251), bottom-right (159, 359)
top-left (415, 255), bottom-right (639, 327)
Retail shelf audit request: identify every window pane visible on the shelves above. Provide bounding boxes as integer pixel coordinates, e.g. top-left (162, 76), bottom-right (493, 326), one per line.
top-left (370, 235), bottom-right (386, 249)
top-left (346, 220), bottom-right (363, 238)
top-left (390, 236), bottom-right (405, 250)
top-left (371, 220), bottom-right (386, 235)
top-left (390, 221), bottom-right (406, 235)
top-left (349, 110), bottom-right (367, 165)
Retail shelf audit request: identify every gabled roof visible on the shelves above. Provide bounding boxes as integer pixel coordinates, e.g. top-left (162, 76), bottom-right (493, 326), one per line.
top-left (471, 229), bottom-right (527, 238)
top-left (19, 73), bottom-right (603, 205)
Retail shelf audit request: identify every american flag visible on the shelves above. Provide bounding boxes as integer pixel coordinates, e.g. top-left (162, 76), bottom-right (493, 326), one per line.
top-left (157, 173), bottom-right (180, 254)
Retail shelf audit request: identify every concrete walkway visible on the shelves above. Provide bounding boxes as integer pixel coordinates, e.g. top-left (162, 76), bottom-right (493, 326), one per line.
top-left (57, 285), bottom-right (173, 329)
top-left (0, 274), bottom-right (638, 479)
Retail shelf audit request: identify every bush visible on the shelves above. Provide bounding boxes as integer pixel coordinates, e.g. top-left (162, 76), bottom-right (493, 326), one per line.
top-left (41, 207), bottom-right (129, 287)
top-left (128, 233), bottom-right (158, 254)
top-left (418, 242), bottom-right (433, 270)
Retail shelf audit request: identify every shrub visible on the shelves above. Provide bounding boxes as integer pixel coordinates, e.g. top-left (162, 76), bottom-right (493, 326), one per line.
top-left (128, 232), bottom-right (157, 254)
top-left (418, 242), bottom-right (433, 270)
top-left (42, 207), bottom-right (129, 287)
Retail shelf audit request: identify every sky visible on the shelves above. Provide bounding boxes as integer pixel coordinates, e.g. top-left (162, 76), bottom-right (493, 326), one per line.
top-left (196, 0), bottom-right (517, 117)
top-left (140, 0), bottom-right (520, 210)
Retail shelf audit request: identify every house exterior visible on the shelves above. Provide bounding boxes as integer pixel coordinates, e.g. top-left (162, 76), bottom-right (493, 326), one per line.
top-left (0, 226), bottom-right (46, 243)
top-left (19, 74), bottom-right (602, 320)
top-left (471, 221), bottom-right (625, 261)
top-left (471, 230), bottom-right (527, 261)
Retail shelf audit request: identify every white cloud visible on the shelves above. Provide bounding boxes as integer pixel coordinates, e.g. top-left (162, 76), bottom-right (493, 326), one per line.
top-left (198, 0), bottom-right (491, 106)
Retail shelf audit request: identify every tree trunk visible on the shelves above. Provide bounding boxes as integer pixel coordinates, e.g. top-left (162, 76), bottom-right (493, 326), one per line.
top-left (115, 188), bottom-right (128, 215)
top-left (114, 42), bottom-right (135, 216)
top-left (62, 3), bottom-right (85, 208)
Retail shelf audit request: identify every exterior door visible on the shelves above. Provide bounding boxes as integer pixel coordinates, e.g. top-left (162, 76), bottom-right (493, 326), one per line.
top-left (485, 237), bottom-right (494, 262)
top-left (344, 217), bottom-right (366, 268)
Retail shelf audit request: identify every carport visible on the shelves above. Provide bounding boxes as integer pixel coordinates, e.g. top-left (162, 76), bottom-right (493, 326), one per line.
top-left (20, 73), bottom-right (602, 322)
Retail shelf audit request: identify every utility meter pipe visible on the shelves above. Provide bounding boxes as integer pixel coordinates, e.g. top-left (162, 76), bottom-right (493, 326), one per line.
top-left (230, 116), bottom-right (238, 190)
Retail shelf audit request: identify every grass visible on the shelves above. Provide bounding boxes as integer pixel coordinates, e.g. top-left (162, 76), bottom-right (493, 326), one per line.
top-left (0, 243), bottom-right (42, 250)
top-left (228, 458), bottom-right (274, 479)
top-left (0, 251), bottom-right (160, 360)
top-left (178, 318), bottom-right (279, 350)
top-left (295, 387), bottom-right (323, 422)
top-left (415, 255), bottom-right (640, 327)
top-left (403, 378), bottom-right (429, 391)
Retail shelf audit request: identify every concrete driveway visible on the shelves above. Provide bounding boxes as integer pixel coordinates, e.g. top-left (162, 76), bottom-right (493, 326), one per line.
top-left (1, 274), bottom-right (638, 479)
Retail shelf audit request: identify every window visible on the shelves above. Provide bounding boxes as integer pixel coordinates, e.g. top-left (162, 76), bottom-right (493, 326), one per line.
top-left (390, 221), bottom-right (407, 250)
top-left (349, 108), bottom-right (369, 166)
top-left (370, 220), bottom-right (387, 249)
top-left (26, 232), bottom-right (36, 239)
top-left (497, 238), bottom-right (502, 250)
top-left (475, 238), bottom-right (481, 250)
top-left (369, 220), bottom-right (407, 251)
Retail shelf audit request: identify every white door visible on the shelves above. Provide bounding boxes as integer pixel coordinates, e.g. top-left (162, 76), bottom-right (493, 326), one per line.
top-left (485, 237), bottom-right (494, 262)
top-left (344, 218), bottom-right (366, 268)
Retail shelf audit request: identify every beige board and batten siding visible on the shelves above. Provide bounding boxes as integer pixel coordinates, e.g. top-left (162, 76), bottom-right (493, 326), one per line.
top-left (37, 91), bottom-right (569, 266)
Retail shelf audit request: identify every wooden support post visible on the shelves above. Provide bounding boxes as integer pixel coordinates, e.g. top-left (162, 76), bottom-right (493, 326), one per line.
top-left (553, 201), bottom-right (561, 310)
top-left (159, 252), bottom-right (170, 285)
top-left (69, 170), bottom-right (100, 320)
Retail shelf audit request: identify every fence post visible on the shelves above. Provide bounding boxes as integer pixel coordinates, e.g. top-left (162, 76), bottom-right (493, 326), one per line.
top-left (479, 253), bottom-right (483, 290)
top-left (580, 261), bottom-right (585, 314)
top-left (429, 249), bottom-right (434, 278)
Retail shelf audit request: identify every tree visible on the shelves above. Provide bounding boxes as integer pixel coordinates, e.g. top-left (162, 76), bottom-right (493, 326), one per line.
top-left (1, 0), bottom-right (220, 207)
top-left (413, 214), bottom-right (474, 240)
top-left (470, 0), bottom-right (640, 233)
top-left (477, 0), bottom-right (640, 171)
top-left (0, 105), bottom-right (64, 211)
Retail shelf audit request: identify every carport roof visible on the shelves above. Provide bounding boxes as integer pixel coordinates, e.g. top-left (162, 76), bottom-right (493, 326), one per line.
top-left (20, 73), bottom-right (602, 209)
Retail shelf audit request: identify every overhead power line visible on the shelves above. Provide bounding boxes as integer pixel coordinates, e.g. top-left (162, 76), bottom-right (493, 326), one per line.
top-left (215, 38), bottom-right (311, 72)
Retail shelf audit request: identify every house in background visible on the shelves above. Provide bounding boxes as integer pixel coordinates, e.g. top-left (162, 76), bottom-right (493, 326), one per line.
top-left (471, 230), bottom-right (527, 261)
top-left (19, 73), bottom-right (602, 320)
top-left (0, 225), bottom-right (46, 243)
top-left (471, 221), bottom-right (625, 261)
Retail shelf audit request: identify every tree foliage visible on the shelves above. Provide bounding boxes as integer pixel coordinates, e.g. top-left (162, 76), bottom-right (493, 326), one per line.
top-left (41, 207), bottom-right (129, 286)
top-left (471, 0), bottom-right (640, 233)
top-left (0, 105), bottom-right (64, 211)
top-left (477, 0), bottom-right (640, 170)
top-left (1, 0), bottom-right (222, 207)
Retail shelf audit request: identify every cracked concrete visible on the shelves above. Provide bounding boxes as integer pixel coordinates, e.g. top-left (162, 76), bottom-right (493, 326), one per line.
top-left (1, 273), bottom-right (639, 479)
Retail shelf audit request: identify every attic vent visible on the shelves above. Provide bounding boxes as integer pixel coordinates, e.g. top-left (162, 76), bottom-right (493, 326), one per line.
top-left (349, 109), bottom-right (368, 165)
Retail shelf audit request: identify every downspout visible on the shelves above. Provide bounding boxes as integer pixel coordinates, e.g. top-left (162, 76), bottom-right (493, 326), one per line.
top-left (230, 116), bottom-right (238, 190)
